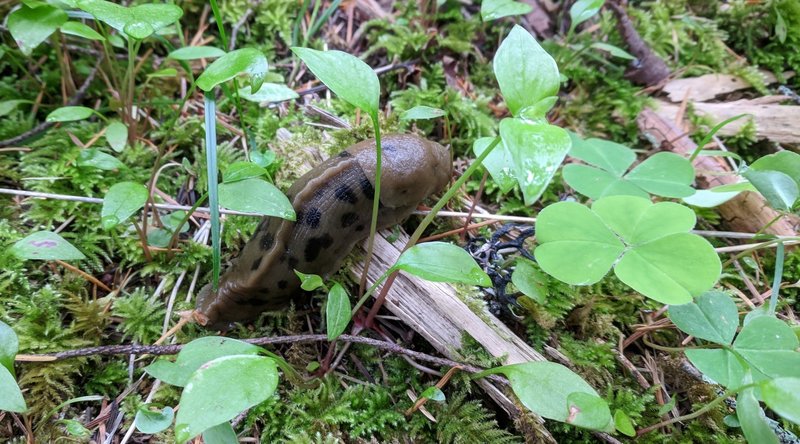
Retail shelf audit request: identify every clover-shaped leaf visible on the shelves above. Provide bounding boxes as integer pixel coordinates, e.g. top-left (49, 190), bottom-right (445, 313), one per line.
top-left (669, 291), bottom-right (739, 345)
top-left (535, 196), bottom-right (720, 304)
top-left (564, 136), bottom-right (695, 199)
top-left (732, 316), bottom-right (800, 380)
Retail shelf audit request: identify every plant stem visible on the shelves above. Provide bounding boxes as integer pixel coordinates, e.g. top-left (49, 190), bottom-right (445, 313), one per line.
top-left (204, 92), bottom-right (221, 291)
top-left (636, 389), bottom-right (737, 436)
top-left (768, 241), bottom-right (784, 315)
top-left (358, 117), bottom-right (383, 296)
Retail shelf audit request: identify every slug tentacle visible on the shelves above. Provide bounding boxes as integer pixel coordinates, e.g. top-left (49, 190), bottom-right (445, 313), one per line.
top-left (195, 134), bottom-right (451, 330)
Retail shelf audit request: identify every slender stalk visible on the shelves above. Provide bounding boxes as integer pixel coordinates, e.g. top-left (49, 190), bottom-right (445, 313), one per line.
top-left (637, 389), bottom-right (737, 436)
top-left (204, 92), bottom-right (221, 290)
top-left (358, 118), bottom-right (383, 296)
top-left (768, 241), bottom-right (784, 315)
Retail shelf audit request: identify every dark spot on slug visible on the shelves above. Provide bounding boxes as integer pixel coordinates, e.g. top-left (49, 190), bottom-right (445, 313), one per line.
top-left (251, 257), bottom-right (262, 271)
top-left (304, 234), bottom-right (334, 262)
top-left (341, 212), bottom-right (358, 228)
top-left (355, 224), bottom-right (365, 232)
top-left (359, 177), bottom-right (375, 199)
top-left (260, 232), bottom-right (275, 251)
top-left (303, 207), bottom-right (322, 228)
top-left (234, 296), bottom-right (266, 306)
top-left (334, 184), bottom-right (358, 204)
top-left (277, 280), bottom-right (288, 289)
top-left (337, 150), bottom-right (353, 158)
top-left (287, 256), bottom-right (299, 268)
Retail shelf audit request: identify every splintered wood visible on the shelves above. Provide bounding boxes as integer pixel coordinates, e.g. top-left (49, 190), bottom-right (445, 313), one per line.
top-left (353, 230), bottom-right (556, 443)
top-left (637, 108), bottom-right (799, 237)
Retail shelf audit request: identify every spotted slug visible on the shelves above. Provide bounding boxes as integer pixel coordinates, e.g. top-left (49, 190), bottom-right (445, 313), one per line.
top-left (195, 134), bottom-right (451, 330)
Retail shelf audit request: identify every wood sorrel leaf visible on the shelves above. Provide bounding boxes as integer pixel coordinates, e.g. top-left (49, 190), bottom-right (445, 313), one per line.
top-left (760, 377), bottom-right (800, 425)
top-left (394, 242), bottom-right (491, 286)
top-left (668, 291), bottom-right (739, 345)
top-left (499, 117), bottom-right (571, 205)
top-left (174, 355), bottom-right (278, 442)
top-left (493, 25), bottom-right (560, 118)
top-left (101, 181), bottom-right (148, 229)
top-left (8, 4), bottom-right (67, 55)
top-left (196, 48), bottom-right (268, 92)
top-left (292, 47), bottom-right (379, 118)
top-left (536, 196), bottom-right (720, 304)
top-left (10, 231), bottom-right (85, 261)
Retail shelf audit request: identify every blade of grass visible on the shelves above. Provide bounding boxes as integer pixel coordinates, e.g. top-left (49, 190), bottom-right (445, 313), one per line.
top-left (204, 92), bottom-right (221, 290)
top-left (689, 114), bottom-right (749, 162)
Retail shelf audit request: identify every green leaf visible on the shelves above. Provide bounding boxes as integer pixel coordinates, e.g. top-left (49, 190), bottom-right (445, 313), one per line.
top-left (105, 120), bottom-right (127, 152)
top-left (295, 271), bottom-right (324, 291)
top-left (394, 242), bottom-right (491, 286)
top-left (535, 202), bottom-right (624, 285)
top-left (480, 0), bottom-right (533, 21)
top-left (625, 152), bottom-right (695, 198)
top-left (590, 42), bottom-right (634, 60)
top-left (60, 21), bottom-right (104, 40)
top-left (568, 135), bottom-right (635, 177)
top-left (77, 149), bottom-right (125, 170)
top-left (0, 100), bottom-right (31, 117)
top-left (733, 316), bottom-right (800, 379)
top-left (489, 361), bottom-right (611, 430)
top-left (57, 419), bottom-right (91, 437)
top-left (144, 337), bottom-right (261, 387)
top-left (760, 377), bottom-right (800, 424)
top-left (77, 0), bottom-right (182, 39)
top-left (750, 151), bottom-right (800, 189)
top-left (46, 106), bottom-right (94, 122)
top-left (174, 355), bottom-right (279, 442)
top-left (400, 105), bottom-right (446, 121)
top-left (511, 258), bottom-right (548, 304)
top-left (499, 118), bottom-right (571, 205)
top-left (202, 422), bottom-right (238, 444)
top-left (218, 178), bottom-right (295, 219)
top-left (196, 48), bottom-right (269, 92)
top-left (0, 366), bottom-right (27, 413)
top-left (0, 321), bottom-right (18, 376)
top-left (742, 169), bottom-right (798, 211)
top-left (168, 46), bottom-right (226, 60)
top-left (562, 164), bottom-right (648, 200)
top-left (134, 405), bottom-right (174, 434)
top-left (473, 137), bottom-right (516, 194)
top-left (326, 283), bottom-right (351, 341)
top-left (668, 291), bottom-right (739, 345)
top-left (569, 0), bottom-right (604, 33)
top-left (493, 25), bottom-right (560, 118)
top-left (101, 182), bottom-right (148, 229)
top-left (238, 83), bottom-right (299, 103)
top-left (291, 47), bottom-right (380, 117)
top-left (10, 231), bottom-right (85, 261)
top-left (614, 410), bottom-right (636, 436)
top-left (223, 162), bottom-right (267, 183)
top-left (8, 4), bottom-right (67, 55)
top-left (535, 196), bottom-right (720, 304)
top-left (737, 384), bottom-right (779, 444)
top-left (147, 67), bottom-right (177, 79)
top-left (682, 187), bottom-right (741, 208)
top-left (420, 386), bottom-right (446, 402)
top-left (685, 349), bottom-right (745, 389)
top-left (567, 391), bottom-right (614, 431)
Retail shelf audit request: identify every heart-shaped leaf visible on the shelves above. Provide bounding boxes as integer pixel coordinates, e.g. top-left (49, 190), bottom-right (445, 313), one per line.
top-left (535, 196), bottom-right (720, 304)
top-left (8, 4), bottom-right (67, 55)
top-left (145, 337), bottom-right (261, 387)
top-left (669, 291), bottom-right (739, 345)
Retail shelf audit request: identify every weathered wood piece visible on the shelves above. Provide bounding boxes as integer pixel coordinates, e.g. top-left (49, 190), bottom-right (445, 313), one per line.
top-left (662, 72), bottom-right (793, 102)
top-left (653, 97), bottom-right (800, 144)
top-left (638, 108), bottom-right (799, 237)
top-left (352, 230), bottom-right (556, 443)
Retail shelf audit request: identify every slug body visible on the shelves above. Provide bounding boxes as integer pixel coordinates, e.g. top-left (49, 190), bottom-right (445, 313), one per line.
top-left (196, 134), bottom-right (451, 329)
